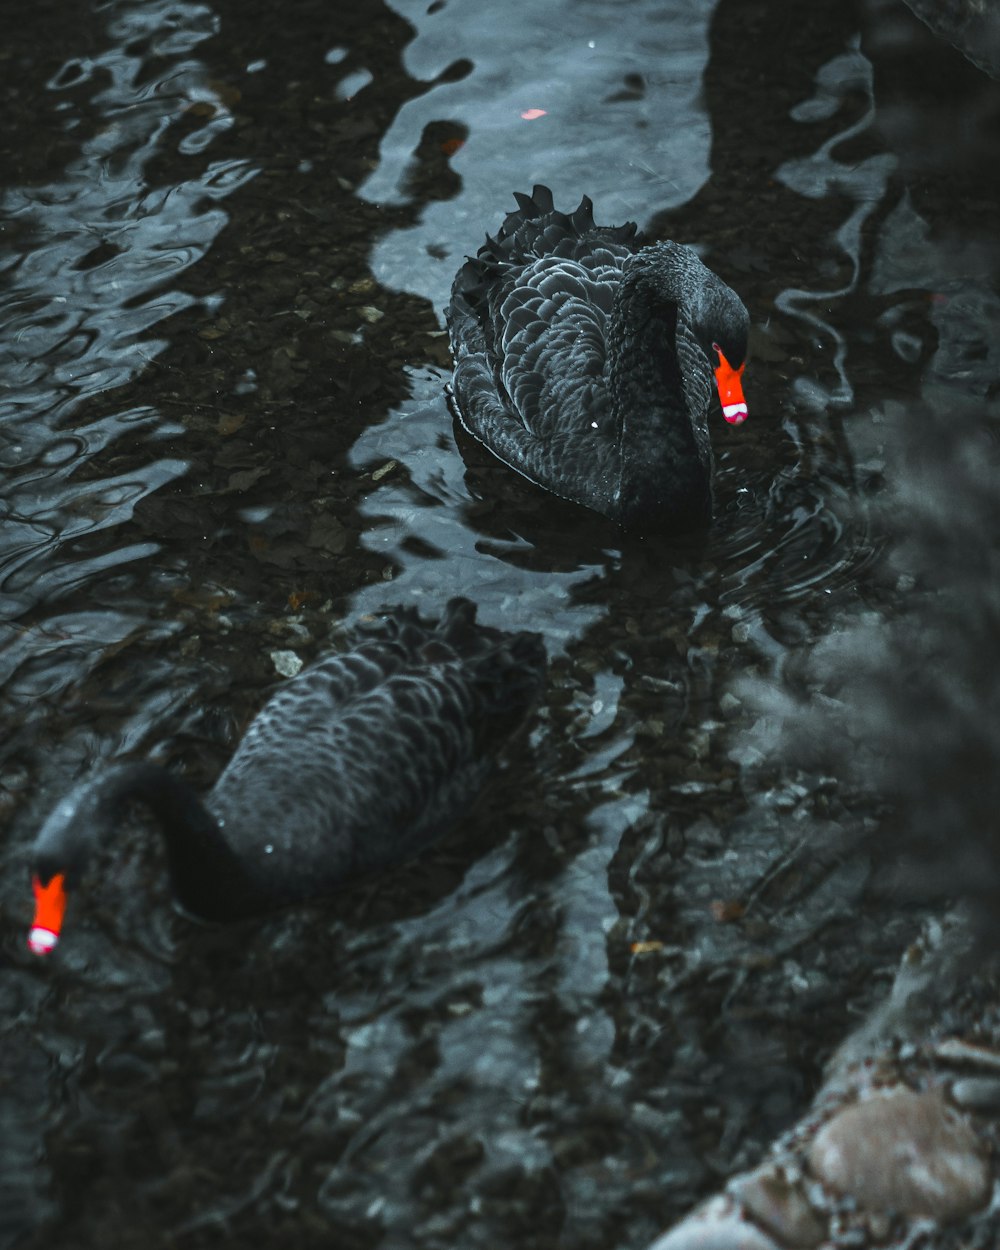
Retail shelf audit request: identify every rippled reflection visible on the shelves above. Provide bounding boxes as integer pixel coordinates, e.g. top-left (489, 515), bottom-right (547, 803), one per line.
top-left (0, 0), bottom-right (257, 679)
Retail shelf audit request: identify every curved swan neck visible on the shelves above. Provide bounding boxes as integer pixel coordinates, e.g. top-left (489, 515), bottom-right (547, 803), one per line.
top-left (606, 254), bottom-right (713, 529)
top-left (33, 762), bottom-right (261, 921)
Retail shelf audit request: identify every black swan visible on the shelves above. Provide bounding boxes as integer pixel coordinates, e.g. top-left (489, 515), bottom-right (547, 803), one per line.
top-left (28, 598), bottom-right (545, 953)
top-left (447, 185), bottom-right (750, 532)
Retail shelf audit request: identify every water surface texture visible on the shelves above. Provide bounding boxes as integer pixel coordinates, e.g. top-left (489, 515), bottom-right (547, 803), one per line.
top-left (1, 1), bottom-right (998, 1247)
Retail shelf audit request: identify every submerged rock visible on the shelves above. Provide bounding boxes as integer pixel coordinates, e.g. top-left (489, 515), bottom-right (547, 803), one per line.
top-left (644, 921), bottom-right (1000, 1249)
top-left (807, 1087), bottom-right (989, 1221)
top-left (647, 1195), bottom-right (783, 1250)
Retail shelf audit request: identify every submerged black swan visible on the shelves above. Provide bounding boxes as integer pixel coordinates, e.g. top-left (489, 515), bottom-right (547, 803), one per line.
top-left (447, 185), bottom-right (750, 532)
top-left (28, 598), bottom-right (545, 953)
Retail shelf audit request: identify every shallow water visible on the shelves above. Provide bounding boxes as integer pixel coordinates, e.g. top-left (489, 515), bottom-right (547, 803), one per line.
top-left (1, 0), bottom-right (998, 1247)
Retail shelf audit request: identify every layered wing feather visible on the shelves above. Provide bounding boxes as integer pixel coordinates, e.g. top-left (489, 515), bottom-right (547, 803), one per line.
top-left (448, 187), bottom-right (643, 508)
top-left (208, 599), bottom-right (545, 899)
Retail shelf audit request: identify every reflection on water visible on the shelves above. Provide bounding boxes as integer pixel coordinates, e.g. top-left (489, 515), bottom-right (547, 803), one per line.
top-left (1, 0), bottom-right (998, 1247)
top-left (349, 371), bottom-right (613, 648)
top-left (362, 0), bottom-right (717, 307)
top-left (775, 41), bottom-right (897, 412)
top-left (0, 0), bottom-right (256, 721)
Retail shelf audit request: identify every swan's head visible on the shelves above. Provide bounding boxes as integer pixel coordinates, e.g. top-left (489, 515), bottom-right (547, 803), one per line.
top-left (641, 242), bottom-right (751, 426)
top-left (711, 341), bottom-right (748, 426)
top-left (28, 787), bottom-right (94, 955)
top-left (29, 870), bottom-right (68, 955)
top-left (690, 268), bottom-right (750, 427)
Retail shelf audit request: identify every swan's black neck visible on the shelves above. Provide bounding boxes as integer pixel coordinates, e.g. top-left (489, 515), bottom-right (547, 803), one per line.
top-left (32, 761), bottom-right (267, 921)
top-left (606, 255), bottom-right (714, 532)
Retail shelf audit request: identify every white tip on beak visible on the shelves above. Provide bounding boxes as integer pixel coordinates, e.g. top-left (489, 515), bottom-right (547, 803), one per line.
top-left (28, 927), bottom-right (59, 955)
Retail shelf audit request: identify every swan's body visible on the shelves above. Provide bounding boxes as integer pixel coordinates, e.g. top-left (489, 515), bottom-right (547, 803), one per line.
top-left (447, 185), bottom-right (750, 532)
top-left (28, 599), bottom-right (545, 949)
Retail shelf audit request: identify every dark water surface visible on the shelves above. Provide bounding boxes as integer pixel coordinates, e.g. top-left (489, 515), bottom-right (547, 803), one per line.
top-left (1, 0), bottom-right (998, 1246)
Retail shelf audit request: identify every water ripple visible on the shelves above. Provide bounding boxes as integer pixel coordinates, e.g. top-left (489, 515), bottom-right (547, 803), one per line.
top-left (0, 0), bottom-right (257, 688)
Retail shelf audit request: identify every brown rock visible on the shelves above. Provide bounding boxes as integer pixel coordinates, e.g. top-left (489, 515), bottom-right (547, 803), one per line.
top-left (808, 1087), bottom-right (989, 1221)
top-left (730, 1164), bottom-right (824, 1247)
top-left (647, 1196), bottom-right (782, 1250)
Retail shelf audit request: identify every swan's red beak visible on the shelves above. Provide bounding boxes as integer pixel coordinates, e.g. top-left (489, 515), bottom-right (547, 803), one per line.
top-left (29, 873), bottom-right (67, 955)
top-left (714, 349), bottom-right (747, 426)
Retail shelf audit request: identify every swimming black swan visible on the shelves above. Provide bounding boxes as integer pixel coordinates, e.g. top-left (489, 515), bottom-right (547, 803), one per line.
top-left (28, 598), bottom-right (546, 953)
top-left (447, 185), bottom-right (750, 532)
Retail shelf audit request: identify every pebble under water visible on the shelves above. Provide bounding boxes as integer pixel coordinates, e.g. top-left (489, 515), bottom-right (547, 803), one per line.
top-left (1, 1), bottom-right (999, 1248)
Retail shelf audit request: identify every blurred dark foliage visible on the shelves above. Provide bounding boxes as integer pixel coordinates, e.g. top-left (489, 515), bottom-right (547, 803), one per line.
top-left (740, 400), bottom-right (1000, 938)
top-left (899, 0), bottom-right (1000, 77)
